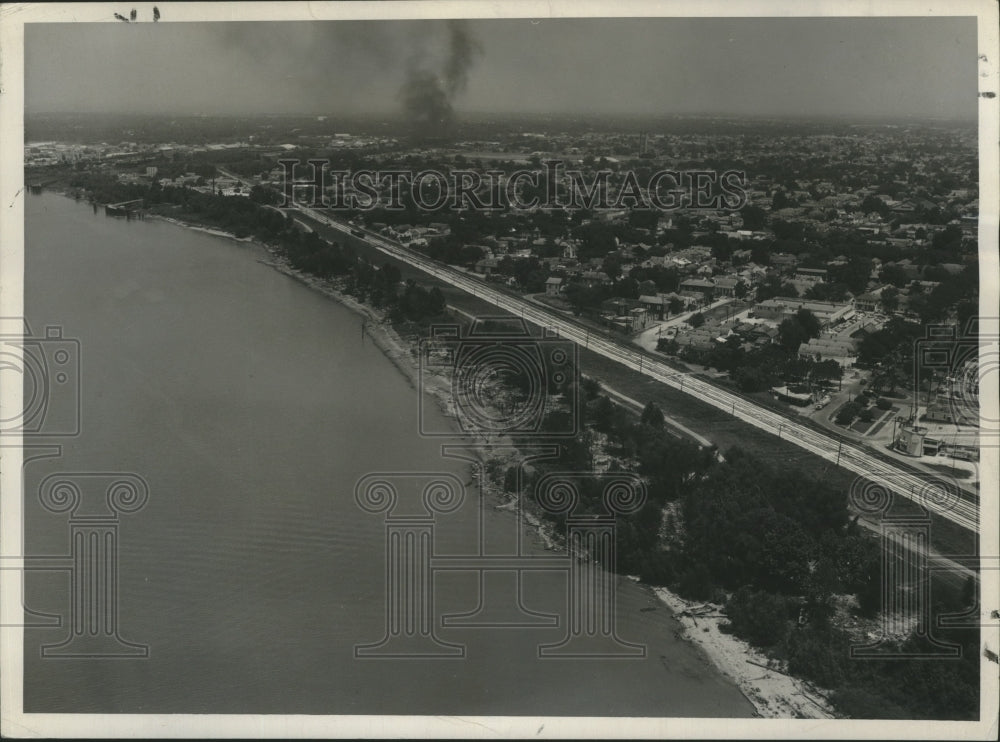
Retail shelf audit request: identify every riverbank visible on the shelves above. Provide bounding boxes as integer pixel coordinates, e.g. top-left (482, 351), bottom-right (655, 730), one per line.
top-left (154, 214), bottom-right (258, 244)
top-left (147, 204), bottom-right (828, 720)
top-left (651, 588), bottom-right (837, 719)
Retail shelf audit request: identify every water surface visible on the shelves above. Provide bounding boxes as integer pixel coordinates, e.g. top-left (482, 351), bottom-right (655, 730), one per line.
top-left (23, 192), bottom-right (753, 717)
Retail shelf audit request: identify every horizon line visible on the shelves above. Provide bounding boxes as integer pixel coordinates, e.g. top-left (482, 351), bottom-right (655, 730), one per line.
top-left (24, 110), bottom-right (979, 125)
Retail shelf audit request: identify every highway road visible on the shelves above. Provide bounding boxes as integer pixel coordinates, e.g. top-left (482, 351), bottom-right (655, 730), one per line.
top-left (292, 204), bottom-right (979, 533)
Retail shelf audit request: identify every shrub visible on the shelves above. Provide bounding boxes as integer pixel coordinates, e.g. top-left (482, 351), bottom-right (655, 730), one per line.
top-left (784, 626), bottom-right (849, 688)
top-left (676, 562), bottom-right (715, 601)
top-left (832, 687), bottom-right (910, 719)
top-left (637, 552), bottom-right (676, 586)
top-left (725, 587), bottom-right (793, 648)
top-left (835, 402), bottom-right (860, 425)
top-left (876, 397), bottom-right (892, 411)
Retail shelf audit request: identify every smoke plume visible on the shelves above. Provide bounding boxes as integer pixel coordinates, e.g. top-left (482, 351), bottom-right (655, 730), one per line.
top-left (400, 20), bottom-right (483, 136)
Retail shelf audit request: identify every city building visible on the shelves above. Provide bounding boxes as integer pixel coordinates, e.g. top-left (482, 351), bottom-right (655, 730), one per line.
top-left (754, 297), bottom-right (855, 327)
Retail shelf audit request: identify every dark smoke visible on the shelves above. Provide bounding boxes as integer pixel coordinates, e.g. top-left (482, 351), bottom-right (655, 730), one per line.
top-left (400, 69), bottom-right (455, 131)
top-left (401, 20), bottom-right (483, 137)
top-left (442, 20), bottom-right (482, 96)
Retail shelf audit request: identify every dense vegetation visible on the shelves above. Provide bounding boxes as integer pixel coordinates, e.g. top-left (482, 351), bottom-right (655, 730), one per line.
top-left (494, 373), bottom-right (979, 721)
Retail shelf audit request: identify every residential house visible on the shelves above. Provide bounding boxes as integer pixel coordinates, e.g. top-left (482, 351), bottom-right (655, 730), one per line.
top-left (754, 297), bottom-right (855, 327)
top-left (797, 337), bottom-right (858, 368)
top-left (680, 278), bottom-right (717, 301)
top-left (794, 267), bottom-right (828, 283)
top-left (855, 285), bottom-right (889, 313)
top-left (475, 257), bottom-right (501, 276)
top-left (713, 277), bottom-right (740, 298)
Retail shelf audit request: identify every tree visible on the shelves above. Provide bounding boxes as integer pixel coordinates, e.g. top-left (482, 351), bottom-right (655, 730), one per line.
top-left (459, 245), bottom-right (485, 266)
top-left (688, 312), bottom-right (705, 328)
top-left (740, 205), bottom-right (767, 231)
top-left (931, 224), bottom-right (962, 252)
top-left (748, 508), bottom-right (815, 593)
top-left (580, 376), bottom-right (602, 401)
top-left (428, 287), bottom-right (447, 315)
top-left (756, 275), bottom-right (798, 302)
top-left (602, 253), bottom-right (623, 279)
top-left (656, 337), bottom-right (679, 355)
top-left (804, 281), bottom-right (851, 302)
top-left (832, 257), bottom-right (874, 296)
top-left (734, 366), bottom-right (773, 392)
top-left (836, 402), bottom-right (860, 425)
top-left (734, 280), bottom-right (748, 299)
top-left (725, 587), bottom-right (792, 647)
top-left (832, 688), bottom-right (910, 720)
top-left (590, 395), bottom-right (617, 434)
top-left (750, 241), bottom-right (772, 266)
top-left (881, 286), bottom-right (899, 313)
top-left (880, 265), bottom-right (909, 287)
top-left (813, 359), bottom-right (843, 388)
top-left (641, 401), bottom-right (665, 429)
top-left (778, 317), bottom-right (809, 352)
top-left (677, 562), bottom-right (716, 601)
top-left (861, 194), bottom-right (890, 217)
top-left (772, 190), bottom-right (794, 210)
top-left (794, 308), bottom-right (821, 340)
top-left (870, 357), bottom-right (907, 396)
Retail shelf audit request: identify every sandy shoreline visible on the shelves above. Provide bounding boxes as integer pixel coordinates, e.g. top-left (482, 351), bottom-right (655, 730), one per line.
top-left (147, 207), bottom-right (837, 720)
top-left (652, 589), bottom-right (836, 719)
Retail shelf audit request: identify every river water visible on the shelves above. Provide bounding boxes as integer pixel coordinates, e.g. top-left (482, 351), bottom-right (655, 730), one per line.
top-left (21, 191), bottom-right (752, 717)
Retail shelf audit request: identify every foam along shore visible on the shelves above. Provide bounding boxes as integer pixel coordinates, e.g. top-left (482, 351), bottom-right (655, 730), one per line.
top-left (152, 214), bottom-right (257, 243)
top-left (650, 586), bottom-right (837, 719)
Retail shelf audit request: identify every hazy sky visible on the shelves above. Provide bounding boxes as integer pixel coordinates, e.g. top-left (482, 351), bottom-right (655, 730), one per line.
top-left (25, 16), bottom-right (978, 120)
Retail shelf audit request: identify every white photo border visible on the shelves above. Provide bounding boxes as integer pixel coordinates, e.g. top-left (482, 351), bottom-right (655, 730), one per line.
top-left (1, 1), bottom-right (997, 738)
